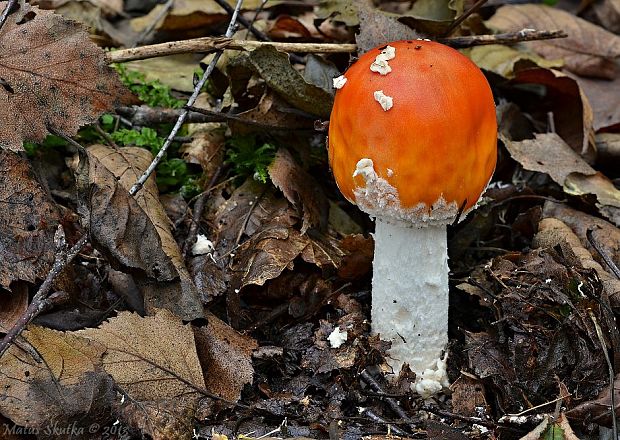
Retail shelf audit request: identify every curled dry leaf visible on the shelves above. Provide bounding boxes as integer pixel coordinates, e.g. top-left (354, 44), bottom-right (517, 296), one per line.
top-left (76, 144), bottom-right (203, 320)
top-left (576, 73), bottom-right (620, 131)
top-left (355, 0), bottom-right (420, 54)
top-left (0, 326), bottom-right (114, 436)
top-left (231, 45), bottom-right (334, 118)
top-left (0, 151), bottom-right (61, 288)
top-left (534, 203), bottom-right (620, 307)
top-left (511, 68), bottom-right (594, 161)
top-left (79, 309), bottom-right (206, 440)
top-left (0, 2), bottom-right (132, 151)
top-left (194, 312), bottom-right (257, 402)
top-left (268, 148), bottom-right (329, 234)
top-left (502, 133), bottom-right (620, 226)
top-left (487, 4), bottom-right (620, 79)
top-left (0, 282), bottom-right (28, 332)
top-left (466, 44), bottom-right (563, 79)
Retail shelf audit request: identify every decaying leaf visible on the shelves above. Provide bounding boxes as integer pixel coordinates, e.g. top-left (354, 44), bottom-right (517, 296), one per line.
top-left (0, 151), bottom-right (62, 288)
top-left (0, 3), bottom-right (131, 151)
top-left (79, 309), bottom-right (206, 440)
top-left (534, 203), bottom-right (620, 307)
top-left (355, 0), bottom-right (421, 54)
top-left (521, 414), bottom-right (580, 440)
top-left (487, 4), bottom-right (620, 79)
top-left (511, 68), bottom-right (594, 160)
top-left (0, 283), bottom-right (28, 332)
top-left (268, 148), bottom-right (329, 234)
top-left (229, 46), bottom-right (334, 118)
top-left (315, 0), bottom-right (359, 26)
top-left (502, 133), bottom-right (620, 226)
top-left (76, 145), bottom-right (203, 320)
top-left (466, 44), bottom-right (563, 79)
top-left (575, 73), bottom-right (620, 131)
top-left (0, 326), bottom-right (114, 436)
top-left (194, 312), bottom-right (257, 401)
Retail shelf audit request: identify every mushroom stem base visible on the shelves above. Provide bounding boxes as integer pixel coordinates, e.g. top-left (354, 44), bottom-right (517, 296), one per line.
top-left (371, 218), bottom-right (449, 388)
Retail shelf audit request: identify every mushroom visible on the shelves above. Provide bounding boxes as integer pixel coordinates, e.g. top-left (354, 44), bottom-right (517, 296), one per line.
top-left (328, 40), bottom-right (497, 396)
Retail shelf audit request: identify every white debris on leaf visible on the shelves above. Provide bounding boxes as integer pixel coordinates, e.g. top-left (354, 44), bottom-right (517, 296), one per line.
top-left (192, 234), bottom-right (214, 256)
top-left (414, 354), bottom-right (450, 398)
top-left (373, 90), bottom-right (393, 111)
top-left (333, 75), bottom-right (347, 89)
top-left (370, 45), bottom-right (396, 75)
top-left (327, 327), bottom-right (348, 348)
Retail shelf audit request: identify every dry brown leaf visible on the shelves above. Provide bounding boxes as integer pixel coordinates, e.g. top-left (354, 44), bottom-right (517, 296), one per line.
top-left (591, 0), bottom-right (620, 33)
top-left (566, 372), bottom-right (620, 427)
top-left (534, 215), bottom-right (620, 308)
top-left (0, 283), bottom-right (28, 332)
top-left (79, 309), bottom-right (206, 440)
top-left (76, 145), bottom-right (203, 320)
top-left (573, 72), bottom-right (620, 131)
top-left (487, 4), bottom-right (620, 79)
top-left (194, 312), bottom-right (257, 402)
top-left (512, 68), bottom-right (594, 160)
top-left (0, 151), bottom-right (61, 288)
top-left (502, 133), bottom-right (620, 226)
top-left (0, 326), bottom-right (114, 436)
top-left (0, 3), bottom-right (132, 151)
top-left (268, 148), bottom-right (329, 234)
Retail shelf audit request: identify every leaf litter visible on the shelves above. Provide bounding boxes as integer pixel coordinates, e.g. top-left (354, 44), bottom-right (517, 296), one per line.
top-left (0, 0), bottom-right (619, 439)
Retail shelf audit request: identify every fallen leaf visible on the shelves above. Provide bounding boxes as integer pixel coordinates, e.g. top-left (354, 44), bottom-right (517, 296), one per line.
top-left (268, 15), bottom-right (312, 39)
top-left (76, 145), bottom-right (203, 320)
top-left (0, 3), bottom-right (132, 151)
top-left (511, 68), bottom-right (594, 160)
top-left (0, 151), bottom-right (61, 288)
top-left (408, 0), bottom-right (462, 22)
top-left (466, 44), bottom-right (563, 79)
top-left (573, 71), bottom-right (620, 131)
top-left (355, 0), bottom-right (421, 54)
top-left (315, 0), bottom-right (359, 26)
top-left (502, 133), bottom-right (620, 226)
top-left (194, 312), bottom-right (257, 401)
top-left (268, 148), bottom-right (329, 234)
top-left (590, 0), bottom-right (620, 34)
top-left (0, 326), bottom-right (114, 435)
top-left (123, 54), bottom-right (201, 92)
top-left (79, 309), bottom-right (206, 440)
top-left (231, 46), bottom-right (334, 118)
top-left (487, 4), bottom-right (620, 79)
top-left (303, 54), bottom-right (341, 94)
top-left (0, 283), bottom-right (28, 332)
top-left (521, 414), bottom-right (580, 439)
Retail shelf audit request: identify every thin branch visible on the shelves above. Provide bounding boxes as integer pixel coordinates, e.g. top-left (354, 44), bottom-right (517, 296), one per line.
top-left (443, 0), bottom-right (489, 37)
top-left (128, 0), bottom-right (245, 196)
top-left (0, 234), bottom-right (88, 359)
top-left (108, 29), bottom-right (567, 63)
top-left (212, 0), bottom-right (268, 41)
top-left (587, 228), bottom-right (620, 280)
top-left (0, 0), bottom-right (18, 33)
top-left (133, 0), bottom-right (174, 47)
top-left (589, 310), bottom-right (618, 440)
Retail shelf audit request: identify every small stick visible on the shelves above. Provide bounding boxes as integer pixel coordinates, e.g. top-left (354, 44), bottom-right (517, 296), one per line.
top-left (133, 0), bottom-right (174, 47)
top-left (359, 369), bottom-right (413, 424)
top-left (128, 0), bottom-right (245, 196)
top-left (0, 233), bottom-right (88, 359)
top-left (443, 0), bottom-right (489, 37)
top-left (0, 0), bottom-right (17, 32)
top-left (588, 310), bottom-right (618, 440)
top-left (107, 30), bottom-right (567, 63)
top-left (358, 407), bottom-right (409, 437)
top-left (586, 228), bottom-right (620, 280)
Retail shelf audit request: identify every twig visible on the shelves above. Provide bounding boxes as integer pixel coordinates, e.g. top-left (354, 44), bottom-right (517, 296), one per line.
top-left (586, 229), bottom-right (620, 280)
top-left (588, 310), bottom-right (618, 440)
top-left (443, 0), bottom-right (489, 37)
top-left (358, 407), bottom-right (409, 437)
top-left (128, 0), bottom-right (245, 197)
top-left (436, 29), bottom-right (567, 48)
top-left (0, 0), bottom-right (17, 32)
top-left (0, 233), bottom-right (88, 359)
top-left (133, 0), bottom-right (174, 47)
top-left (212, 0), bottom-right (268, 42)
top-left (107, 30), bottom-right (567, 63)
top-left (359, 369), bottom-right (414, 424)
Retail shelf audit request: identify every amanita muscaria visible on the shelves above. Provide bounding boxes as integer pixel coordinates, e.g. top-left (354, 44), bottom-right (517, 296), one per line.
top-left (328, 40), bottom-right (497, 396)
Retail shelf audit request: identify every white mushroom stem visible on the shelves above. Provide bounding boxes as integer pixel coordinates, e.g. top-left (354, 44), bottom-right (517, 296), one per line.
top-left (372, 217), bottom-right (449, 396)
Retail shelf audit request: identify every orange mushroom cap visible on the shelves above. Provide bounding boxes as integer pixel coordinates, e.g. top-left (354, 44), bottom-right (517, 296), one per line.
top-left (328, 40), bottom-right (497, 225)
